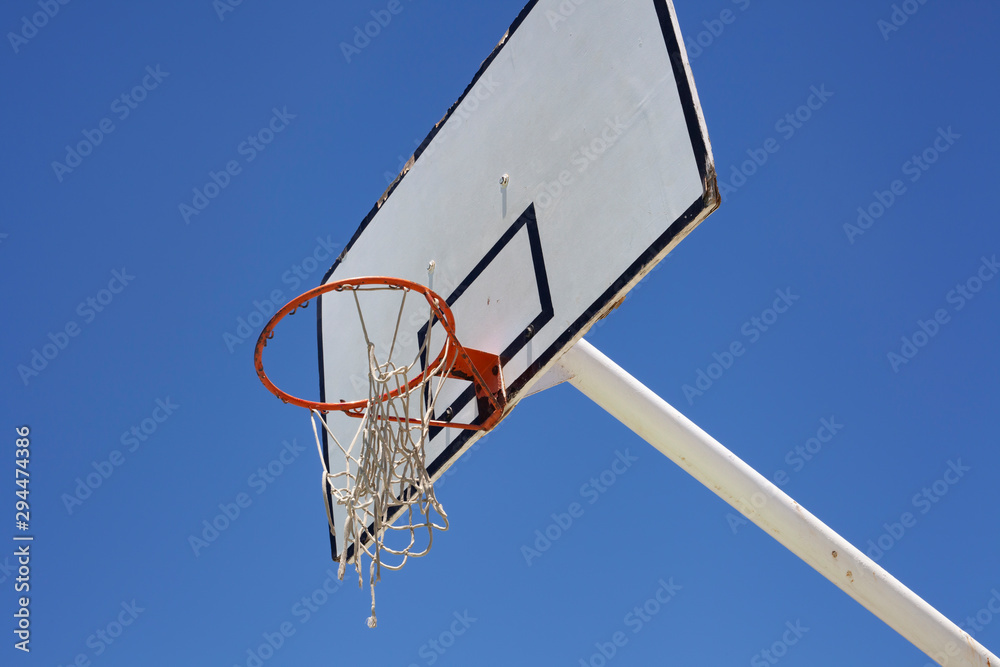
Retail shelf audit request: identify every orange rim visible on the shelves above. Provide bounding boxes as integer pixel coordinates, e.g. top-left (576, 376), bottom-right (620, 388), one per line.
top-left (253, 276), bottom-right (505, 429)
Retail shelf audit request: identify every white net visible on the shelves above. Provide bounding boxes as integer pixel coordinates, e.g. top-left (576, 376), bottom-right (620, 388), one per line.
top-left (309, 285), bottom-right (456, 628)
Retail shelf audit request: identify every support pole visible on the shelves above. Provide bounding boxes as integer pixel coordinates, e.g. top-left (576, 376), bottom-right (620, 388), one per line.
top-left (557, 339), bottom-right (998, 667)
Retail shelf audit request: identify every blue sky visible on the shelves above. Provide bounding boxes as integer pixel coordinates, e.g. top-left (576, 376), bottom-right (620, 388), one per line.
top-left (2, 0), bottom-right (998, 665)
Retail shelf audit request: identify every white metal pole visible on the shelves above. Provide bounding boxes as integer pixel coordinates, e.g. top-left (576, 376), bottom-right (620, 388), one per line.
top-left (557, 339), bottom-right (998, 667)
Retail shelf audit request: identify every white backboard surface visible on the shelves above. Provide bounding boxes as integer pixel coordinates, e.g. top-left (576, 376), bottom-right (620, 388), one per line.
top-left (319, 0), bottom-right (719, 560)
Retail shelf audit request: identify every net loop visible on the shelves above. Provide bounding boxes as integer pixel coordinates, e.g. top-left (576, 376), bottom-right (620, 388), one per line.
top-left (307, 285), bottom-right (454, 627)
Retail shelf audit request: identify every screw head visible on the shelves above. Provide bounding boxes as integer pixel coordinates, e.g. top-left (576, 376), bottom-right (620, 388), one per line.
top-left (499, 174), bottom-right (509, 187)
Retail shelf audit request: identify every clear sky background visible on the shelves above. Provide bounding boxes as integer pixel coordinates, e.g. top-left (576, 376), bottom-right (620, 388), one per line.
top-left (2, 0), bottom-right (999, 665)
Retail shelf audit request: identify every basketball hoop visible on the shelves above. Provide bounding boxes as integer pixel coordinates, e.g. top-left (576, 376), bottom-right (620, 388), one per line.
top-left (253, 276), bottom-right (507, 627)
top-left (254, 276), bottom-right (505, 427)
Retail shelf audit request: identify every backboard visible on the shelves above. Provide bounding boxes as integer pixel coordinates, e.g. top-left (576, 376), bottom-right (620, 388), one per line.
top-left (318, 0), bottom-right (719, 560)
